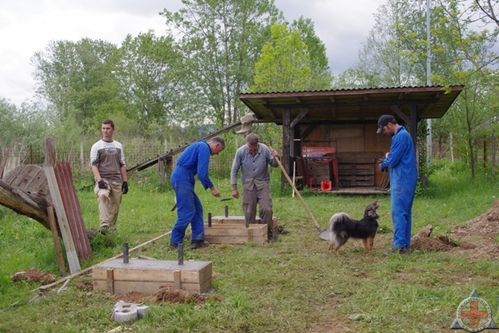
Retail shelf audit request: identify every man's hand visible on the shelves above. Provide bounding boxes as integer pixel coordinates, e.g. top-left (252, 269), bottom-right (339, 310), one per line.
top-left (379, 163), bottom-right (388, 172)
top-left (270, 148), bottom-right (278, 158)
top-left (97, 180), bottom-right (107, 189)
top-left (211, 187), bottom-right (220, 197)
top-left (231, 190), bottom-right (239, 199)
top-left (122, 181), bottom-right (129, 194)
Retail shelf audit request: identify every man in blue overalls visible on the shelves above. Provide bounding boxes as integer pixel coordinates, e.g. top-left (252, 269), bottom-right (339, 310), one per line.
top-left (377, 115), bottom-right (418, 253)
top-left (170, 137), bottom-right (225, 249)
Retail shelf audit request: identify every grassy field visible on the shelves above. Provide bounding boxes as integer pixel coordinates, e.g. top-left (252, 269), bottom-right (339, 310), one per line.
top-left (0, 162), bottom-right (497, 332)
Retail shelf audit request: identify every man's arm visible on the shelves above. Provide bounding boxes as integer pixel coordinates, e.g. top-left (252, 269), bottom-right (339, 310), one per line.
top-left (267, 146), bottom-right (278, 167)
top-left (381, 134), bottom-right (406, 169)
top-left (230, 149), bottom-right (242, 198)
top-left (91, 165), bottom-right (102, 181)
top-left (196, 144), bottom-right (214, 190)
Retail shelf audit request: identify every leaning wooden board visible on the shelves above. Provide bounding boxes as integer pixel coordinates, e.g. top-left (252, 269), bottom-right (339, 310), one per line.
top-left (93, 258), bottom-right (212, 294)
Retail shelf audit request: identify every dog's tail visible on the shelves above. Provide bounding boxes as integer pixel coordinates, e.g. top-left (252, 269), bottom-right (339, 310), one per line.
top-left (330, 213), bottom-right (350, 240)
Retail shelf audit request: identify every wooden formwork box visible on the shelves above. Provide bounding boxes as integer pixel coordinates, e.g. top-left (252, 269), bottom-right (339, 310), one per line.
top-left (92, 258), bottom-right (212, 294)
top-left (204, 216), bottom-right (278, 244)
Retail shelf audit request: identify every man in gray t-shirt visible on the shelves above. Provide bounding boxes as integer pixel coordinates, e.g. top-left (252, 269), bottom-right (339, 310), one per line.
top-left (90, 119), bottom-right (128, 233)
top-left (231, 133), bottom-right (278, 236)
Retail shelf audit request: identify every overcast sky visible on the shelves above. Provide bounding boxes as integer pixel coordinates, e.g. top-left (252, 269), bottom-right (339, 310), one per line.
top-left (0, 0), bottom-right (384, 106)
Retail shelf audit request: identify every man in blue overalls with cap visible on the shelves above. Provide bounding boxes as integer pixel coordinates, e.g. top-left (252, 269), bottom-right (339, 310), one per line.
top-left (377, 115), bottom-right (418, 254)
top-left (170, 137), bottom-right (225, 249)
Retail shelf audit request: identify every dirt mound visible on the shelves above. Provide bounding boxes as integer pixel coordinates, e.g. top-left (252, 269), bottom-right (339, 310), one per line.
top-left (11, 268), bottom-right (56, 285)
top-left (114, 291), bottom-right (148, 304)
top-left (155, 286), bottom-right (222, 304)
top-left (412, 200), bottom-right (498, 260)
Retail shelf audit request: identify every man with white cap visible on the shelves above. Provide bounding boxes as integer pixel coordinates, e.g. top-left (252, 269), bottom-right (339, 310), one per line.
top-left (377, 114), bottom-right (417, 254)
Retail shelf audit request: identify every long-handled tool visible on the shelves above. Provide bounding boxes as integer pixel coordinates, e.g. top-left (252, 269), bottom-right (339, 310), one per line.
top-left (274, 156), bottom-right (322, 232)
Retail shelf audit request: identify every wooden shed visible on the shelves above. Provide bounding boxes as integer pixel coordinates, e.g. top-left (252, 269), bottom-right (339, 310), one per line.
top-left (239, 85), bottom-right (463, 194)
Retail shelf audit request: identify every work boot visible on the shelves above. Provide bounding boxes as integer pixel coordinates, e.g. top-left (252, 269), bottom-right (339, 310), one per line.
top-left (169, 242), bottom-right (178, 249)
top-left (383, 247), bottom-right (411, 257)
top-left (190, 240), bottom-right (209, 249)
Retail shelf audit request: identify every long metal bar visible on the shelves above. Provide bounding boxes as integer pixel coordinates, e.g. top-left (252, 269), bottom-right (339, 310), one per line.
top-left (127, 121), bottom-right (243, 172)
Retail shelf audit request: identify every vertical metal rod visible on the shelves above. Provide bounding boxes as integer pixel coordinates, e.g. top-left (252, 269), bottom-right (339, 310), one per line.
top-left (208, 212), bottom-right (212, 227)
top-left (245, 217), bottom-right (249, 228)
top-left (123, 243), bottom-right (129, 264)
top-left (177, 243), bottom-right (184, 265)
top-left (224, 205), bottom-right (229, 218)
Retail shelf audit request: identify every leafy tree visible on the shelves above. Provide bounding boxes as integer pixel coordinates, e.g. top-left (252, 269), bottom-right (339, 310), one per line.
top-left (428, 0), bottom-right (498, 176)
top-left (0, 98), bottom-right (50, 161)
top-left (33, 38), bottom-right (124, 134)
top-left (335, 0), bottom-right (498, 177)
top-left (251, 23), bottom-right (312, 92)
top-left (116, 32), bottom-right (183, 134)
top-left (160, 0), bottom-right (281, 126)
top-left (290, 17), bottom-right (332, 89)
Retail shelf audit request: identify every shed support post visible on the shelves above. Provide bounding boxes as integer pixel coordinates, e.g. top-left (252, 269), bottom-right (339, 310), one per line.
top-left (282, 108), bottom-right (291, 192)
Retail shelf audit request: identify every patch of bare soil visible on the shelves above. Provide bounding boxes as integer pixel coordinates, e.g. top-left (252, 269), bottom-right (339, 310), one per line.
top-left (113, 291), bottom-right (150, 304)
top-left (412, 200), bottom-right (498, 260)
top-left (155, 286), bottom-right (222, 304)
top-left (11, 268), bottom-right (56, 285)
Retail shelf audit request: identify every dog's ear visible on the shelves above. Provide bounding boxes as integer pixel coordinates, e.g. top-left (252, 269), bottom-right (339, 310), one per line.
top-left (366, 201), bottom-right (379, 211)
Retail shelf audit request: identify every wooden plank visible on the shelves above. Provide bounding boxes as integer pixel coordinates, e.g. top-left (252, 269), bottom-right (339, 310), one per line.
top-left (106, 269), bottom-right (114, 293)
top-left (205, 235), bottom-right (267, 244)
top-left (44, 165), bottom-right (80, 274)
top-left (47, 206), bottom-right (66, 276)
top-left (43, 138), bottom-right (80, 274)
top-left (94, 278), bottom-right (212, 294)
top-left (210, 216), bottom-right (247, 224)
top-left (92, 259), bottom-right (212, 284)
top-left (173, 270), bottom-right (181, 289)
top-left (205, 225), bottom-right (267, 237)
top-left (36, 231), bottom-right (172, 292)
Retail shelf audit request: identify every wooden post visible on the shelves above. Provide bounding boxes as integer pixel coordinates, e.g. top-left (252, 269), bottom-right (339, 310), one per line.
top-left (106, 269), bottom-right (114, 293)
top-left (47, 206), bottom-right (66, 276)
top-left (292, 161), bottom-right (296, 198)
top-left (282, 108), bottom-right (291, 192)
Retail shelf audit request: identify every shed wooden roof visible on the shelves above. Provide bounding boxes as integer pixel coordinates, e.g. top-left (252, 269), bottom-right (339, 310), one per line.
top-left (240, 85), bottom-right (463, 124)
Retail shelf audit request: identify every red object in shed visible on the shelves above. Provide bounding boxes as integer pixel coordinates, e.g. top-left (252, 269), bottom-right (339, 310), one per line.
top-left (301, 146), bottom-right (339, 190)
top-left (321, 180), bottom-right (332, 192)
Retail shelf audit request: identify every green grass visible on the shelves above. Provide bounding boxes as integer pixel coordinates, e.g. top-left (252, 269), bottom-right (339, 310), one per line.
top-left (0, 164), bottom-right (497, 332)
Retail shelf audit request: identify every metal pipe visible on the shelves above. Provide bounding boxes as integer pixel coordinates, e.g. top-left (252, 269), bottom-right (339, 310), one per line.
top-left (224, 205), bottom-right (229, 218)
top-left (123, 243), bottom-right (129, 264)
top-left (177, 243), bottom-right (184, 265)
top-left (208, 212), bottom-right (212, 227)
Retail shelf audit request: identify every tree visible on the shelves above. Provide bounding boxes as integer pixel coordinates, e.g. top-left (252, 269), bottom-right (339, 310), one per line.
top-left (251, 23), bottom-right (313, 92)
top-left (33, 39), bottom-right (124, 134)
top-left (473, 0), bottom-right (499, 26)
top-left (336, 0), bottom-right (498, 177)
top-left (429, 0), bottom-right (498, 177)
top-left (290, 17), bottom-right (332, 89)
top-left (116, 32), bottom-right (183, 133)
top-left (160, 0), bottom-right (281, 126)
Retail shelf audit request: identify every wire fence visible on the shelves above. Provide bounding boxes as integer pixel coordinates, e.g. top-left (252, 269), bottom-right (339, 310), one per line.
top-left (0, 138), bottom-right (239, 179)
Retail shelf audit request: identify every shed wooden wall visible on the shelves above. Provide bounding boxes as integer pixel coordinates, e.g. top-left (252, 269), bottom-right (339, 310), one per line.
top-left (296, 124), bottom-right (391, 188)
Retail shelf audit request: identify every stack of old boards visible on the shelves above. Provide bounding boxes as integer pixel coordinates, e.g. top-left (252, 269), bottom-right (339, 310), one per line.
top-left (204, 215), bottom-right (277, 244)
top-left (93, 257), bottom-right (212, 294)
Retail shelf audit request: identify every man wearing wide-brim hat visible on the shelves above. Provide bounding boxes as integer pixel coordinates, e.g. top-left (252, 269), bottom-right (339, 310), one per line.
top-left (377, 114), bottom-right (418, 254)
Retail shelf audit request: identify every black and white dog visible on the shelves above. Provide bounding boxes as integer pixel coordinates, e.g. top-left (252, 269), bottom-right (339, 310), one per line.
top-left (320, 201), bottom-right (380, 252)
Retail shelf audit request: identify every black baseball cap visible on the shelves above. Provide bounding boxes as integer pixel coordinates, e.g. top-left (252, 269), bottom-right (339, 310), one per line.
top-left (377, 114), bottom-right (396, 134)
